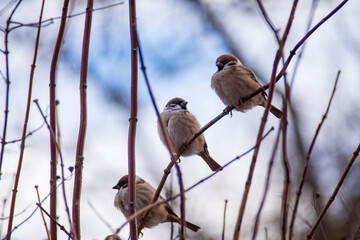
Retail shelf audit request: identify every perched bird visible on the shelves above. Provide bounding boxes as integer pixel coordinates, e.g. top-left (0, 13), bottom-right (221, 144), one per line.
top-left (211, 54), bottom-right (283, 118)
top-left (113, 175), bottom-right (201, 232)
top-left (158, 97), bottom-right (222, 172)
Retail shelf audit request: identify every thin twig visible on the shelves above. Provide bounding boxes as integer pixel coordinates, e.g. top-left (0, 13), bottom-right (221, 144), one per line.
top-left (88, 200), bottom-right (115, 232)
top-left (5, 1), bottom-right (42, 239)
top-left (280, 94), bottom-right (290, 240)
top-left (173, 163), bottom-right (185, 240)
top-left (72, 0), bottom-right (93, 239)
top-left (289, 71), bottom-right (341, 239)
top-left (36, 203), bottom-right (72, 238)
top-left (35, 185), bottom-right (51, 240)
top-left (275, 0), bottom-right (349, 83)
top-left (233, 0), bottom-right (299, 235)
top-left (8, 2), bottom-right (124, 31)
top-left (0, 0), bottom-right (22, 180)
top-left (2, 174), bottom-right (73, 240)
top-left (49, 0), bottom-right (70, 238)
top-left (289, 0), bottom-right (319, 89)
top-left (222, 200), bottom-right (228, 240)
top-left (34, 100), bottom-right (74, 239)
top-left (128, 0), bottom-right (138, 239)
top-left (252, 123), bottom-right (281, 240)
top-left (306, 145), bottom-right (360, 234)
top-left (115, 128), bottom-right (274, 233)
top-left (136, 35), bottom-right (185, 235)
top-left (255, 0), bottom-right (280, 42)
top-left (3, 121), bottom-right (46, 144)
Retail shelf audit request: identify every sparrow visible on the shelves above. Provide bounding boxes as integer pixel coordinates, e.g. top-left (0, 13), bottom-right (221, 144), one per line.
top-left (113, 175), bottom-right (200, 232)
top-left (211, 54), bottom-right (283, 118)
top-left (158, 97), bottom-right (223, 172)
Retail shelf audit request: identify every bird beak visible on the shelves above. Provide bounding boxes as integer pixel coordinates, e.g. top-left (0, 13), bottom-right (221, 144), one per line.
top-left (216, 62), bottom-right (223, 71)
top-left (180, 101), bottom-right (188, 109)
top-left (112, 185), bottom-right (119, 189)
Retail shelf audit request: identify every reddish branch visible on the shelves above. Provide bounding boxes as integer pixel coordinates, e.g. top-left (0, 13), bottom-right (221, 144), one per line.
top-left (49, 0), bottom-right (70, 239)
top-left (128, 0), bottom-right (138, 239)
top-left (252, 123), bottom-right (281, 240)
top-left (307, 143), bottom-right (360, 239)
top-left (0, 0), bottom-right (22, 179)
top-left (5, 1), bottom-right (43, 239)
top-left (280, 95), bottom-right (290, 240)
top-left (72, 0), bottom-right (94, 239)
top-left (117, 128), bottom-right (274, 233)
top-left (289, 71), bottom-right (341, 239)
top-left (36, 203), bottom-right (72, 238)
top-left (233, 0), bottom-right (299, 238)
top-left (137, 36), bottom-right (185, 238)
top-left (34, 100), bottom-right (74, 239)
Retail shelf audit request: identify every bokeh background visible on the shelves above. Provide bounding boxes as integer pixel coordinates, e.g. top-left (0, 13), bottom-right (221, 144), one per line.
top-left (0, 0), bottom-right (359, 239)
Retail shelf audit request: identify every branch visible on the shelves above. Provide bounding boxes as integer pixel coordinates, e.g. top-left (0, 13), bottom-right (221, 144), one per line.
top-left (8, 2), bottom-right (124, 32)
top-left (280, 94), bottom-right (290, 240)
top-left (72, 0), bottom-right (94, 239)
top-left (2, 173), bottom-right (74, 240)
top-left (49, 0), bottom-right (70, 238)
top-left (5, 1), bottom-right (43, 239)
top-left (222, 200), bottom-right (228, 240)
top-left (307, 143), bottom-right (360, 239)
top-left (275, 0), bottom-right (349, 82)
top-left (36, 203), bottom-right (72, 238)
top-left (136, 35), bottom-right (185, 235)
top-left (289, 71), bottom-right (340, 239)
top-left (34, 185), bottom-right (51, 240)
top-left (115, 127), bottom-right (274, 233)
top-left (0, 0), bottom-right (22, 180)
top-left (34, 100), bottom-right (74, 239)
top-left (128, 0), bottom-right (138, 239)
top-left (252, 122), bottom-right (281, 240)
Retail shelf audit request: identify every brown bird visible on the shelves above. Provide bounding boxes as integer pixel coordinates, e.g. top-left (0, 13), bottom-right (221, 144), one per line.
top-left (113, 175), bottom-right (201, 232)
top-left (211, 54), bottom-right (283, 118)
top-left (158, 97), bottom-right (223, 171)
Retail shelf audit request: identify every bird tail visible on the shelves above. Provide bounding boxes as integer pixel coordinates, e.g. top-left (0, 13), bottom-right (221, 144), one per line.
top-left (199, 145), bottom-right (223, 172)
top-left (183, 220), bottom-right (201, 232)
top-left (270, 105), bottom-right (283, 119)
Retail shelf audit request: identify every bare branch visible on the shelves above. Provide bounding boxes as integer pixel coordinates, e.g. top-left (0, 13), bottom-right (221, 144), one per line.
top-left (34, 100), bottom-right (73, 239)
top-left (72, 0), bottom-right (94, 238)
top-left (252, 123), bottom-right (281, 240)
top-left (307, 136), bottom-right (360, 235)
top-left (34, 185), bottom-right (51, 240)
top-left (8, 2), bottom-right (124, 31)
top-left (128, 0), bottom-right (138, 238)
top-left (49, 0), bottom-right (70, 238)
top-left (88, 200), bottom-right (115, 232)
top-left (0, 0), bottom-right (22, 180)
top-left (5, 1), bottom-right (43, 239)
top-left (116, 127), bottom-right (274, 233)
top-left (36, 203), bottom-right (72, 238)
top-left (222, 200), bottom-right (228, 240)
top-left (289, 71), bottom-right (341, 239)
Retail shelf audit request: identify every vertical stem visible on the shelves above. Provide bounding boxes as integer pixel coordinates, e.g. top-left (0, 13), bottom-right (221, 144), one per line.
top-left (307, 144), bottom-right (360, 239)
top-left (128, 0), bottom-right (138, 239)
top-left (5, 1), bottom-right (43, 239)
top-left (49, 1), bottom-right (70, 239)
top-left (0, 0), bottom-right (22, 179)
top-left (72, 0), bottom-right (93, 239)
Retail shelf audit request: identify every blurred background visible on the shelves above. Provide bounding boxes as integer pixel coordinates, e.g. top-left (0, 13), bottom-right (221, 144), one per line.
top-left (0, 0), bottom-right (359, 239)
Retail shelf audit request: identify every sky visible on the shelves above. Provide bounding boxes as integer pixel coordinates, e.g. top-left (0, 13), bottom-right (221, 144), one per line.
top-left (0, 0), bottom-right (359, 239)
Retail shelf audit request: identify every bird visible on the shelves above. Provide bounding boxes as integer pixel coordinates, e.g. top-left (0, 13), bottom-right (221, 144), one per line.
top-left (158, 97), bottom-right (223, 172)
top-left (113, 175), bottom-right (201, 232)
top-left (211, 54), bottom-right (283, 118)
